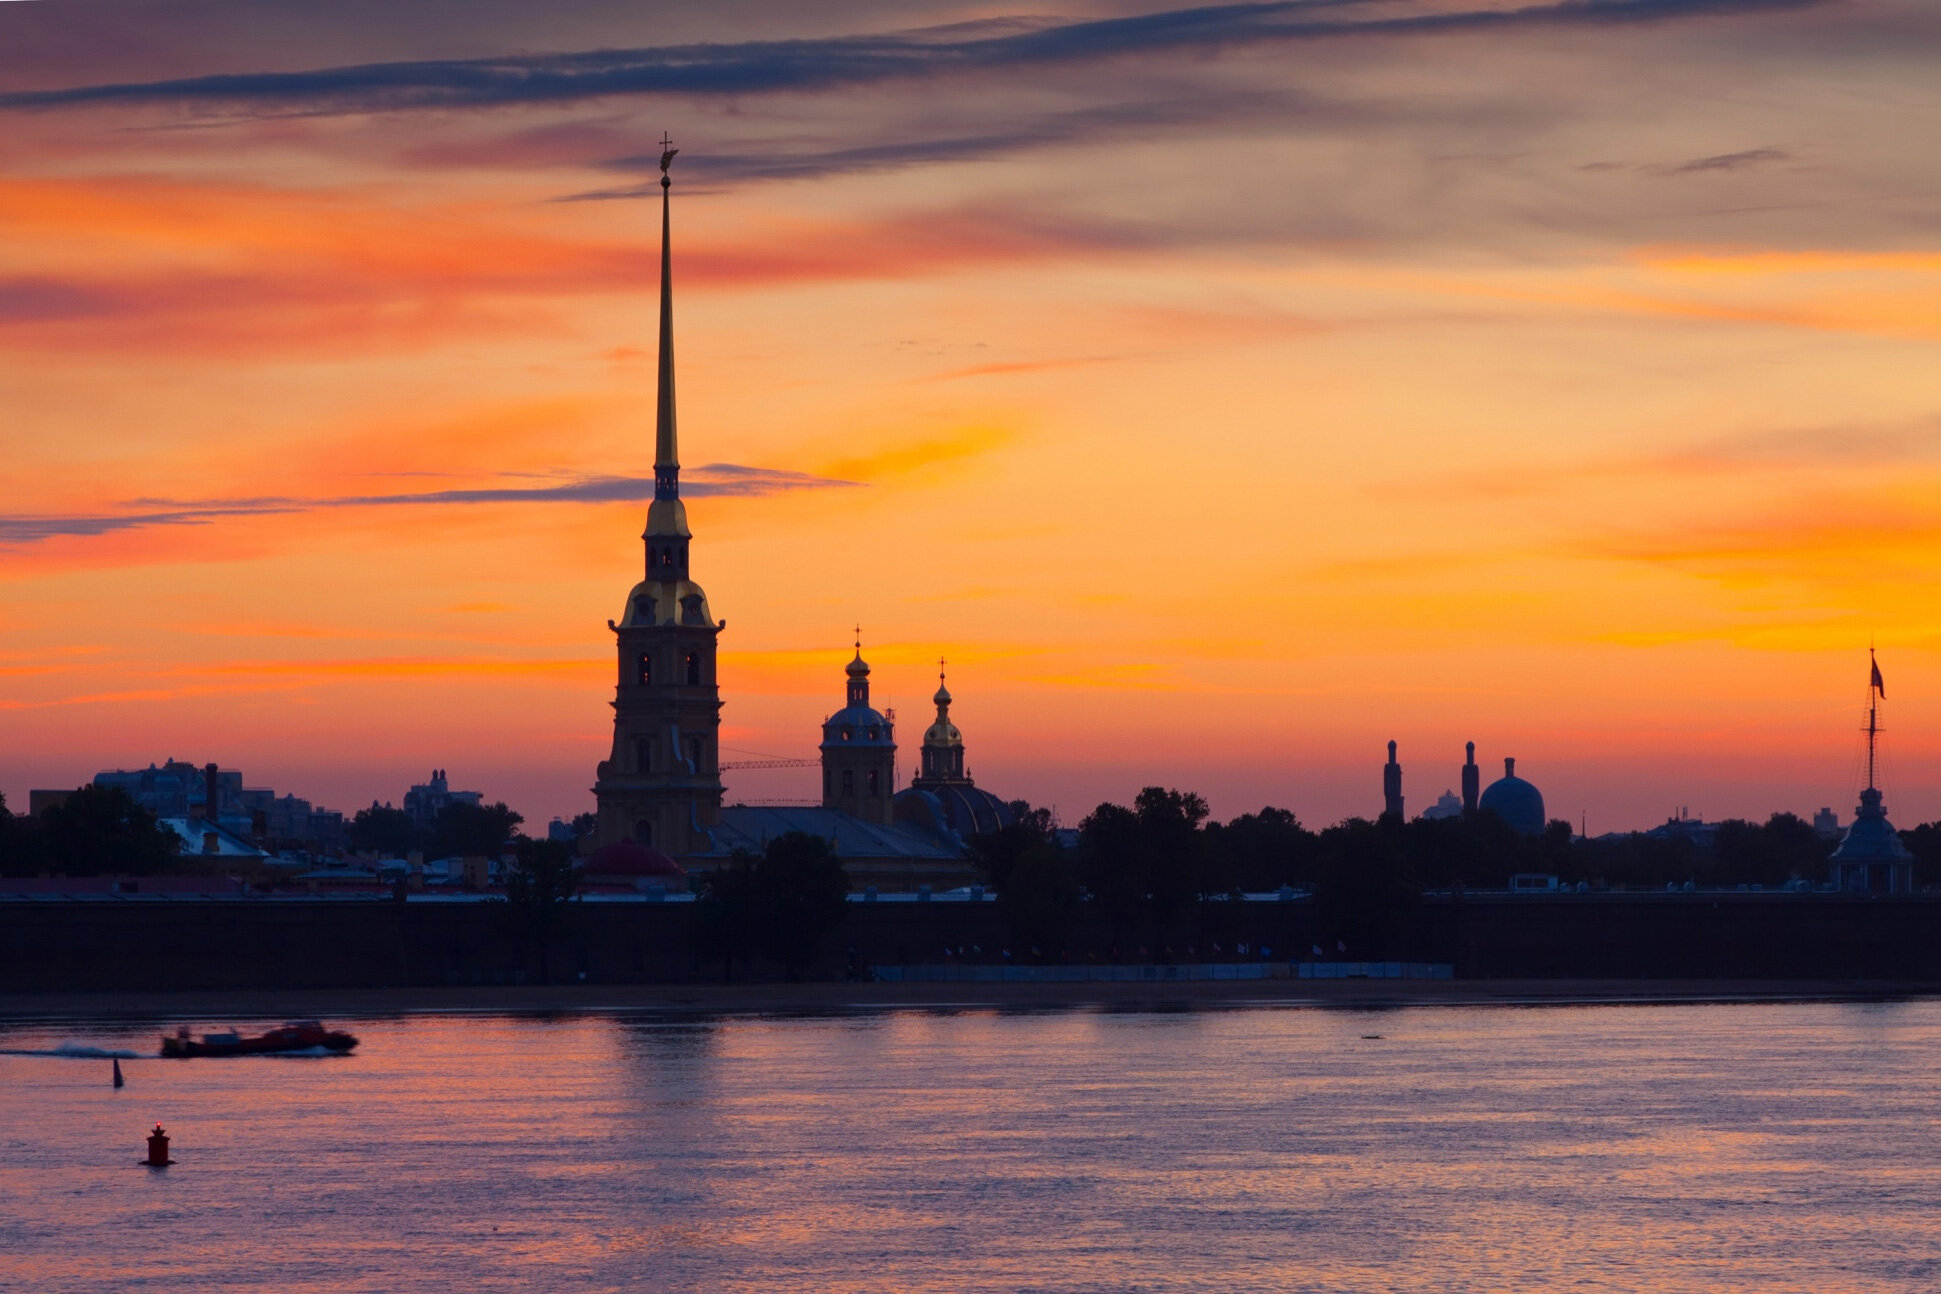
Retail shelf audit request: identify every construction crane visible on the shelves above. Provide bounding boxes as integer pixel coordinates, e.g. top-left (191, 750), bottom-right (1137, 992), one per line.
top-left (719, 757), bottom-right (818, 772)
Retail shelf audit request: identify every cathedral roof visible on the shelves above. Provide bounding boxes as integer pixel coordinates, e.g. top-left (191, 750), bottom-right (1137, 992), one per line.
top-left (700, 806), bottom-right (961, 861)
top-left (893, 785), bottom-right (1018, 847)
top-left (822, 704), bottom-right (895, 747)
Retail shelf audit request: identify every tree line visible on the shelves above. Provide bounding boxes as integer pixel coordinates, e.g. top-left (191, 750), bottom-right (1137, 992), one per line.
top-left (0, 787), bottom-right (530, 877)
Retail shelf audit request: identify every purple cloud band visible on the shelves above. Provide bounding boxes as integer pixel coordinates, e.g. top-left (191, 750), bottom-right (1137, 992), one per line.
top-left (0, 0), bottom-right (1821, 116)
top-left (0, 465), bottom-right (858, 545)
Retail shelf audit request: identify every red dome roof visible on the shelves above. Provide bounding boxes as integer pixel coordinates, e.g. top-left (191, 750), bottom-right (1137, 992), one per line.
top-left (584, 840), bottom-right (684, 878)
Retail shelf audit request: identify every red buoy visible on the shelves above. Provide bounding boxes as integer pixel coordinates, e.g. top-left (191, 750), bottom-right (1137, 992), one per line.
top-left (145, 1123), bottom-right (171, 1168)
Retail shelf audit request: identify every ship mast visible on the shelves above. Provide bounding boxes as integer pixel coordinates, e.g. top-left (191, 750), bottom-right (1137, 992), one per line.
top-left (1867, 646), bottom-right (1880, 790)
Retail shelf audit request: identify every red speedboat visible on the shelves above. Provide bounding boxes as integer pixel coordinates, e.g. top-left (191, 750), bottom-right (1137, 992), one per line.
top-left (160, 1020), bottom-right (358, 1058)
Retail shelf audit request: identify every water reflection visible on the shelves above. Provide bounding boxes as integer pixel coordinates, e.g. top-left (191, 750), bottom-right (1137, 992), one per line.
top-left (2, 1001), bottom-right (1939, 1291)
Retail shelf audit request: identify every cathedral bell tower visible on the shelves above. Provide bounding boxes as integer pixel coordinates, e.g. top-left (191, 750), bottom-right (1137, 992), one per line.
top-left (820, 635), bottom-right (897, 826)
top-left (593, 137), bottom-right (724, 856)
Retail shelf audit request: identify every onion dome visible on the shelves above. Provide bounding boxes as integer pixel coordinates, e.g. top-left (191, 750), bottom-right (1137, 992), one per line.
top-left (924, 664), bottom-right (962, 750)
top-left (1478, 757), bottom-right (1546, 836)
top-left (822, 637), bottom-right (895, 749)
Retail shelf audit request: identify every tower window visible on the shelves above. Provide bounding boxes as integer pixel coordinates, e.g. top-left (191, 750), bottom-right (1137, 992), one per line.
top-left (659, 548), bottom-right (674, 569)
top-left (633, 819), bottom-right (653, 846)
top-left (868, 769), bottom-right (879, 796)
top-left (688, 737), bottom-right (704, 773)
top-left (637, 653), bottom-right (652, 686)
top-left (684, 652), bottom-right (700, 686)
top-left (635, 738), bottom-right (653, 774)
top-left (841, 726), bottom-right (853, 742)
top-left (868, 725), bottom-right (880, 740)
top-left (842, 770), bottom-right (854, 795)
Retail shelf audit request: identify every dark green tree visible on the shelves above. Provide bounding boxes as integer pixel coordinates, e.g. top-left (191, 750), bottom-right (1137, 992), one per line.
top-left (753, 831), bottom-right (849, 978)
top-left (1312, 817), bottom-right (1418, 956)
top-left (693, 850), bottom-right (763, 982)
top-left (432, 801), bottom-right (523, 859)
top-left (1075, 787), bottom-right (1210, 936)
top-left (1901, 820), bottom-right (1941, 888)
top-left (39, 785), bottom-right (182, 876)
top-left (969, 804), bottom-right (1056, 894)
top-left (1709, 813), bottom-right (1827, 887)
top-left (997, 842), bottom-right (1083, 961)
top-left (0, 791), bottom-right (42, 878)
top-left (1203, 806), bottom-right (1318, 892)
top-left (972, 808), bottom-right (1079, 959)
top-left (694, 832), bottom-right (849, 981)
top-left (505, 836), bottom-right (582, 984)
top-left (349, 805), bottom-right (425, 855)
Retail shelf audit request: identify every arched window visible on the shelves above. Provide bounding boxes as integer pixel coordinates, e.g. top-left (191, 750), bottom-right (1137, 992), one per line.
top-left (684, 652), bottom-right (700, 686)
top-left (868, 725), bottom-right (879, 740)
top-left (841, 726), bottom-right (853, 742)
top-left (636, 653), bottom-right (652, 686)
top-left (633, 819), bottom-right (653, 846)
top-left (867, 769), bottom-right (879, 796)
top-left (635, 738), bottom-right (653, 774)
top-left (842, 769), bottom-right (854, 795)
top-left (688, 737), bottom-right (704, 773)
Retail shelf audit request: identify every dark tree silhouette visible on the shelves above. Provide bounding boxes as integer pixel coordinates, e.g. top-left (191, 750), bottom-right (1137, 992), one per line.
top-left (349, 805), bottom-right (424, 855)
top-left (432, 801), bottom-right (523, 859)
top-left (694, 831), bottom-right (849, 981)
top-left (972, 808), bottom-right (1078, 960)
top-left (36, 786), bottom-right (181, 876)
top-left (1075, 787), bottom-right (1210, 942)
top-left (505, 836), bottom-right (582, 983)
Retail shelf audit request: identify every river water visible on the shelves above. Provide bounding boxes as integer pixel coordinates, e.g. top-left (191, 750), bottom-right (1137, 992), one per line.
top-left (2, 998), bottom-right (1938, 1292)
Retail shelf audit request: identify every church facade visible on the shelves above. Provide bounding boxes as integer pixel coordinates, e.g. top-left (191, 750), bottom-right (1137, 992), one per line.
top-left (589, 145), bottom-right (1010, 889)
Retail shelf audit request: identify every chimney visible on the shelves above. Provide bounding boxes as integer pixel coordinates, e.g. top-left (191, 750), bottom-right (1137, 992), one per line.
top-left (202, 831), bottom-right (220, 855)
top-left (204, 763), bottom-right (220, 822)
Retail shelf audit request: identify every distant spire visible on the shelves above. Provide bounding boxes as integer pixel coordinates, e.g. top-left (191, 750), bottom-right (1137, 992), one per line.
top-left (1383, 740), bottom-right (1403, 820)
top-left (1866, 647), bottom-right (1884, 791)
top-left (653, 133), bottom-right (681, 502)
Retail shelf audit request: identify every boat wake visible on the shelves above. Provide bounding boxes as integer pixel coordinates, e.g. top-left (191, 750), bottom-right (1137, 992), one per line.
top-left (0, 1043), bottom-right (145, 1059)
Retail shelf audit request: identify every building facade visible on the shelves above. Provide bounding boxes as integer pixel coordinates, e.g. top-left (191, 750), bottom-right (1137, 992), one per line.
top-left (820, 644), bottom-right (897, 827)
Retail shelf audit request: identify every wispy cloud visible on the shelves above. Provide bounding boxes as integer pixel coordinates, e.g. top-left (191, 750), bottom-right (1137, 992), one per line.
top-left (1669, 147), bottom-right (1789, 174)
top-left (0, 0), bottom-right (1822, 117)
top-left (567, 92), bottom-right (1305, 196)
top-left (0, 465), bottom-right (857, 546)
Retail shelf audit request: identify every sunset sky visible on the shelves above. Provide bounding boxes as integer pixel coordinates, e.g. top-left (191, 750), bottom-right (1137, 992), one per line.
top-left (4, 0), bottom-right (1941, 834)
